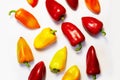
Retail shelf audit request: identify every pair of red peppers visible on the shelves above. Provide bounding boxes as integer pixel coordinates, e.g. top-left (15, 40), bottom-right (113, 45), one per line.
top-left (61, 16), bottom-right (106, 51)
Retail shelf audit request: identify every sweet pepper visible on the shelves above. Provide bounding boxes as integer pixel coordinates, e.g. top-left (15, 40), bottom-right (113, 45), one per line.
top-left (86, 45), bottom-right (100, 80)
top-left (61, 22), bottom-right (85, 51)
top-left (9, 8), bottom-right (40, 29)
top-left (27, 0), bottom-right (39, 7)
top-left (66, 0), bottom-right (78, 10)
top-left (62, 65), bottom-right (80, 80)
top-left (81, 16), bottom-right (106, 36)
top-left (17, 37), bottom-right (34, 67)
top-left (34, 27), bottom-right (57, 49)
top-left (28, 61), bottom-right (46, 80)
top-left (46, 0), bottom-right (66, 21)
top-left (49, 46), bottom-right (67, 73)
top-left (85, 0), bottom-right (101, 14)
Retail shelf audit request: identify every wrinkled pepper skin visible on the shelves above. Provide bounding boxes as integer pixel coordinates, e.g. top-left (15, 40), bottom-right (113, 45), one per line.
top-left (27, 0), bottom-right (39, 7)
top-left (49, 46), bottom-right (67, 73)
top-left (81, 16), bottom-right (106, 36)
top-left (9, 8), bottom-right (40, 29)
top-left (61, 22), bottom-right (85, 51)
top-left (46, 0), bottom-right (66, 21)
top-left (62, 65), bottom-right (80, 80)
top-left (34, 27), bottom-right (57, 49)
top-left (66, 0), bottom-right (78, 10)
top-left (86, 45), bottom-right (100, 80)
top-left (85, 0), bottom-right (101, 14)
top-left (17, 37), bottom-right (34, 67)
top-left (28, 61), bottom-right (46, 80)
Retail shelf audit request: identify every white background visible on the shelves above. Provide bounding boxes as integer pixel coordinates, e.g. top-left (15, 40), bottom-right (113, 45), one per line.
top-left (0, 0), bottom-right (120, 80)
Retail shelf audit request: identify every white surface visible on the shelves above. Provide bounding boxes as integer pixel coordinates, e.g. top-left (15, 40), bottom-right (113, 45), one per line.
top-left (0, 0), bottom-right (119, 80)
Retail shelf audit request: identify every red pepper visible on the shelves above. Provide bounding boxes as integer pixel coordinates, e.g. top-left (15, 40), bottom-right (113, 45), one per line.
top-left (81, 16), bottom-right (106, 36)
top-left (61, 22), bottom-right (85, 51)
top-left (66, 0), bottom-right (78, 10)
top-left (28, 61), bottom-right (46, 80)
top-left (46, 0), bottom-right (66, 21)
top-left (27, 0), bottom-right (39, 7)
top-left (9, 8), bottom-right (40, 29)
top-left (86, 45), bottom-right (100, 80)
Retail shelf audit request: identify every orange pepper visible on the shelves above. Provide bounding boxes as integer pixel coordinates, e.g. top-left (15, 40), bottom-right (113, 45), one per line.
top-left (62, 65), bottom-right (80, 80)
top-left (27, 0), bottom-right (39, 7)
top-left (9, 8), bottom-right (40, 29)
top-left (17, 37), bottom-right (34, 67)
top-left (85, 0), bottom-right (101, 14)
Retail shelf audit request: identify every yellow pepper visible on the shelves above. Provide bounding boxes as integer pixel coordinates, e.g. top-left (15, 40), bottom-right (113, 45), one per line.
top-left (34, 27), bottom-right (57, 49)
top-left (62, 65), bottom-right (80, 80)
top-left (49, 46), bottom-right (67, 73)
top-left (17, 37), bottom-right (34, 67)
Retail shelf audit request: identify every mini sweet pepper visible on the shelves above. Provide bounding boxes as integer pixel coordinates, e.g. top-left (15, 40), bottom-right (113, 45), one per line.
top-left (34, 27), bottom-right (57, 49)
top-left (27, 0), bottom-right (39, 7)
top-left (49, 46), bottom-right (67, 73)
top-left (9, 8), bottom-right (40, 29)
top-left (85, 0), bottom-right (101, 14)
top-left (86, 45), bottom-right (100, 80)
top-left (17, 37), bottom-right (34, 67)
top-left (62, 65), bottom-right (80, 80)
top-left (28, 61), bottom-right (46, 80)
top-left (61, 22), bottom-right (85, 51)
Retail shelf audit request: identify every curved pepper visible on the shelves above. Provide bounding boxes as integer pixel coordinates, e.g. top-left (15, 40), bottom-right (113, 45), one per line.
top-left (34, 27), bottom-right (57, 49)
top-left (49, 46), bottom-right (67, 73)
top-left (46, 0), bottom-right (66, 21)
top-left (9, 8), bottom-right (40, 29)
top-left (66, 0), bottom-right (78, 10)
top-left (85, 0), bottom-right (101, 14)
top-left (62, 65), bottom-right (80, 80)
top-left (17, 37), bottom-right (34, 67)
top-left (86, 45), bottom-right (100, 80)
top-left (27, 0), bottom-right (39, 7)
top-left (81, 16), bottom-right (106, 36)
top-left (28, 61), bottom-right (46, 80)
top-left (61, 22), bottom-right (85, 51)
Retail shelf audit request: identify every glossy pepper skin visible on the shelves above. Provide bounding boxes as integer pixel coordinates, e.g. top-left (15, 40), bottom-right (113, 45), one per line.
top-left (49, 46), bottom-right (67, 73)
top-left (66, 0), bottom-right (78, 10)
top-left (81, 16), bottom-right (106, 36)
top-left (86, 45), bottom-right (100, 80)
top-left (62, 65), bottom-right (80, 80)
top-left (17, 37), bottom-right (34, 67)
top-left (9, 8), bottom-right (40, 29)
top-left (34, 27), bottom-right (57, 49)
top-left (61, 22), bottom-right (85, 51)
top-left (85, 0), bottom-right (101, 14)
top-left (27, 0), bottom-right (39, 7)
top-left (28, 61), bottom-right (46, 80)
top-left (46, 0), bottom-right (66, 21)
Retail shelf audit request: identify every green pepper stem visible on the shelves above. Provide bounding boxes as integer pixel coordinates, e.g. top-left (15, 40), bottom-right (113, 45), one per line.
top-left (101, 28), bottom-right (106, 36)
top-left (61, 16), bottom-right (65, 21)
top-left (24, 62), bottom-right (30, 68)
top-left (51, 30), bottom-right (57, 35)
top-left (9, 10), bottom-right (16, 16)
top-left (51, 68), bottom-right (60, 73)
top-left (75, 43), bottom-right (82, 51)
top-left (92, 75), bottom-right (96, 80)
